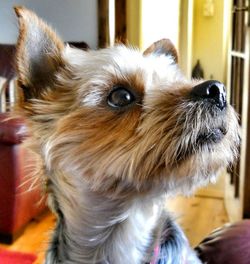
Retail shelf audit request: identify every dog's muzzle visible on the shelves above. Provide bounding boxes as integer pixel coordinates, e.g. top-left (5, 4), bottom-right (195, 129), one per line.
top-left (190, 80), bottom-right (228, 146)
top-left (191, 80), bottom-right (227, 110)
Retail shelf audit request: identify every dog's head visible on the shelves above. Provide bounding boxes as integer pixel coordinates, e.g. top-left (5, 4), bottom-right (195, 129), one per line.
top-left (15, 7), bottom-right (239, 197)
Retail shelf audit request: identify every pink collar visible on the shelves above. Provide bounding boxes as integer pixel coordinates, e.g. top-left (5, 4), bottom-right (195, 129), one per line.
top-left (150, 246), bottom-right (160, 264)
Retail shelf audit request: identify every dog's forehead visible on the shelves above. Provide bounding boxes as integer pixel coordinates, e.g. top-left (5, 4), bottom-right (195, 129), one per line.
top-left (63, 45), bottom-right (183, 90)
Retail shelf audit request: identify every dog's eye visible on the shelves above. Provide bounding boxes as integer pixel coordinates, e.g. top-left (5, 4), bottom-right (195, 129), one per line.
top-left (107, 86), bottom-right (135, 108)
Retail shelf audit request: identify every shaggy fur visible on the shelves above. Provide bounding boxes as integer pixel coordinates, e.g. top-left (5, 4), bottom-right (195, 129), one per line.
top-left (14, 6), bottom-right (240, 264)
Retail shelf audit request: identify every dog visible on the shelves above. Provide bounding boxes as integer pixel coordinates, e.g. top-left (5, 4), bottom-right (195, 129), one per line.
top-left (14, 6), bottom-right (240, 264)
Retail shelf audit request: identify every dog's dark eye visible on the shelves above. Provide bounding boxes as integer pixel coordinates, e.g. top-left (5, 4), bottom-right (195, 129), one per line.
top-left (107, 86), bottom-right (135, 108)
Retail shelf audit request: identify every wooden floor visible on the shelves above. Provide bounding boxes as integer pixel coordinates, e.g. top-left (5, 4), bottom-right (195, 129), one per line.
top-left (167, 195), bottom-right (228, 246)
top-left (0, 211), bottom-right (55, 264)
top-left (0, 178), bottom-right (228, 263)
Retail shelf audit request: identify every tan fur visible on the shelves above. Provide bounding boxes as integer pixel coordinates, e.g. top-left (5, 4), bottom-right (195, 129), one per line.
top-left (14, 7), bottom-right (239, 264)
top-left (14, 6), bottom-right (65, 99)
top-left (143, 39), bottom-right (178, 63)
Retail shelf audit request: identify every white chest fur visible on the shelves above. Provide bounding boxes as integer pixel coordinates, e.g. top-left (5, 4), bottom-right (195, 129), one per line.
top-left (111, 198), bottom-right (163, 264)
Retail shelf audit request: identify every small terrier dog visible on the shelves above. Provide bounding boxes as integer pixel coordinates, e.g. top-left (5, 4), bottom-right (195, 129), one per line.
top-left (14, 7), bottom-right (239, 264)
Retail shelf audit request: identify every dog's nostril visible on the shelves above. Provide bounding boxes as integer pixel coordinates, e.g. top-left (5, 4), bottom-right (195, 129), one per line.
top-left (208, 84), bottom-right (221, 98)
top-left (191, 80), bottom-right (227, 110)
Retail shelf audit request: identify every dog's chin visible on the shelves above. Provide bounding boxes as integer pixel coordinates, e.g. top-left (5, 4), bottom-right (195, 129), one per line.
top-left (165, 127), bottom-right (231, 195)
top-left (164, 154), bottom-right (223, 197)
top-left (159, 160), bottom-right (221, 197)
top-left (196, 127), bottom-right (227, 145)
top-left (175, 127), bottom-right (227, 165)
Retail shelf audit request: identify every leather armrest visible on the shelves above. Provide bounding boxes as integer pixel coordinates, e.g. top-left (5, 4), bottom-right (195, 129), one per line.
top-left (195, 220), bottom-right (250, 264)
top-left (0, 114), bottom-right (27, 144)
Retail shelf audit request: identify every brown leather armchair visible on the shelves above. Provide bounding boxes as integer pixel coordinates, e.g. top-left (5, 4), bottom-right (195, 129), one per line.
top-left (0, 42), bottom-right (88, 244)
top-left (0, 44), bottom-right (47, 244)
top-left (0, 113), bottom-right (46, 243)
top-left (195, 220), bottom-right (250, 264)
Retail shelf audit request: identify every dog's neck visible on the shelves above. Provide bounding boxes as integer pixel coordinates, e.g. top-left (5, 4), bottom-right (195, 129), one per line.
top-left (45, 170), bottom-right (164, 264)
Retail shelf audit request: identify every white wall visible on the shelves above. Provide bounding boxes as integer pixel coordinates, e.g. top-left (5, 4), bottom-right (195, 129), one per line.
top-left (140, 0), bottom-right (180, 51)
top-left (0, 0), bottom-right (98, 48)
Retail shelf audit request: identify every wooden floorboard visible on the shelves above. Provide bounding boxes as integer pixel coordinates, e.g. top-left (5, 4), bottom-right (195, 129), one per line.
top-left (167, 195), bottom-right (228, 247)
top-left (0, 194), bottom-right (228, 263)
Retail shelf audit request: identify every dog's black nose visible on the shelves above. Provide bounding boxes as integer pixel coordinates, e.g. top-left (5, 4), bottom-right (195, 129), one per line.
top-left (191, 80), bottom-right (227, 110)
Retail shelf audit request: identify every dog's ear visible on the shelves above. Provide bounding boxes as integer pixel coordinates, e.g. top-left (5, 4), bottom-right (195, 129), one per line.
top-left (14, 6), bottom-right (65, 99)
top-left (143, 39), bottom-right (178, 63)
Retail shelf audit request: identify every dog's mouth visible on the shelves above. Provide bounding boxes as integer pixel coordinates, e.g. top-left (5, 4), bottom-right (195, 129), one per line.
top-left (196, 127), bottom-right (227, 145)
top-left (174, 126), bottom-right (228, 166)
